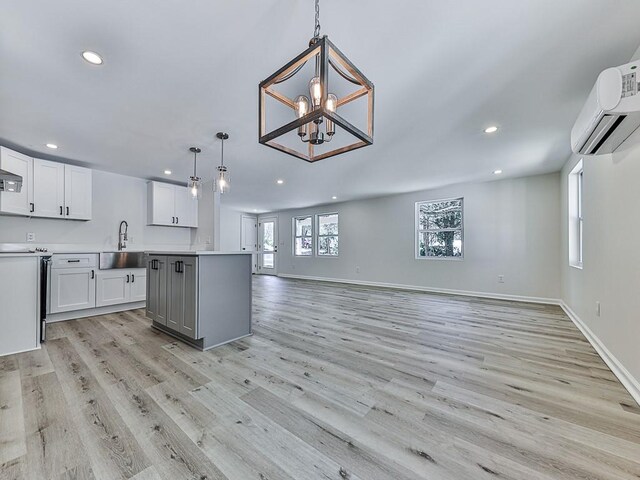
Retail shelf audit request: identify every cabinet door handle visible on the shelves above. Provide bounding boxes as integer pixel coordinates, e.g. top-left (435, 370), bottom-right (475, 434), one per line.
top-left (175, 261), bottom-right (179, 273)
top-left (172, 216), bottom-right (175, 224)
top-left (66, 206), bottom-right (69, 216)
top-left (91, 269), bottom-right (95, 279)
top-left (126, 274), bottom-right (130, 283)
top-left (59, 206), bottom-right (63, 215)
top-left (176, 217), bottom-right (179, 224)
top-left (131, 273), bottom-right (135, 283)
top-left (29, 202), bottom-right (34, 213)
top-left (67, 259), bottom-right (80, 263)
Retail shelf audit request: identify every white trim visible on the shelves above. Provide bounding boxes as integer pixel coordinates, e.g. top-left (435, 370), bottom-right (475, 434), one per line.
top-left (1, 344), bottom-right (41, 357)
top-left (560, 301), bottom-right (640, 407)
top-left (47, 301), bottom-right (145, 323)
top-left (278, 273), bottom-right (561, 305)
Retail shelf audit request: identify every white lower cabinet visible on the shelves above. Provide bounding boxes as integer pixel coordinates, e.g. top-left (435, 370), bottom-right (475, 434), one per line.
top-left (49, 266), bottom-right (97, 314)
top-left (96, 268), bottom-right (146, 307)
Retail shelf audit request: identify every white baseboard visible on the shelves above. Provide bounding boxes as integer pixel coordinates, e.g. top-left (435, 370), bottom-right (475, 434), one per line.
top-left (560, 302), bottom-right (640, 407)
top-left (47, 302), bottom-right (146, 323)
top-left (277, 273), bottom-right (561, 305)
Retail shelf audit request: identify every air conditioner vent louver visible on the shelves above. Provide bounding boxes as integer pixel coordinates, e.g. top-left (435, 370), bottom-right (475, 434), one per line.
top-left (571, 61), bottom-right (640, 156)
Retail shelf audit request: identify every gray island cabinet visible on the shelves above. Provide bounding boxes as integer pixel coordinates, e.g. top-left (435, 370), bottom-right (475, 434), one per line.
top-left (146, 251), bottom-right (252, 350)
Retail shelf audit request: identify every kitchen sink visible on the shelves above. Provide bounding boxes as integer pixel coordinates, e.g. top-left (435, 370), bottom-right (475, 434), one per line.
top-left (99, 251), bottom-right (146, 270)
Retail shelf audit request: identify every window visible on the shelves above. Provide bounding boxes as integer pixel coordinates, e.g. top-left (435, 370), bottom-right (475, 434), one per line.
top-left (293, 216), bottom-right (313, 256)
top-left (416, 198), bottom-right (463, 258)
top-left (569, 160), bottom-right (584, 268)
top-left (317, 213), bottom-right (339, 256)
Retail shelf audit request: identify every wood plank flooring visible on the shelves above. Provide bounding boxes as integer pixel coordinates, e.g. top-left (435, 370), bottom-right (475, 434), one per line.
top-left (1, 275), bottom-right (640, 479)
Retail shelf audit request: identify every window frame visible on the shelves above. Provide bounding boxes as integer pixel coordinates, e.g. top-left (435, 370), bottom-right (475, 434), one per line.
top-left (316, 212), bottom-right (339, 257)
top-left (292, 215), bottom-right (314, 257)
top-left (415, 197), bottom-right (464, 260)
top-left (569, 160), bottom-right (584, 269)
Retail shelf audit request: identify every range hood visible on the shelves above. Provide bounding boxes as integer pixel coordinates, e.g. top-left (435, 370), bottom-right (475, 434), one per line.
top-left (0, 169), bottom-right (23, 193)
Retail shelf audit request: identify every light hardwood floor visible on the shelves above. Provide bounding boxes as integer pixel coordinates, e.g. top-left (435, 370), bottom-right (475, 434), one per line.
top-left (1, 276), bottom-right (640, 479)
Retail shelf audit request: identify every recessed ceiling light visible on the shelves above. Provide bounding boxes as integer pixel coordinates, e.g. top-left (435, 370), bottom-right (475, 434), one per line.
top-left (164, 169), bottom-right (172, 175)
top-left (46, 143), bottom-right (58, 149)
top-left (82, 51), bottom-right (103, 65)
top-left (332, 196), bottom-right (337, 200)
top-left (276, 179), bottom-right (284, 184)
top-left (494, 169), bottom-right (503, 175)
top-left (484, 126), bottom-right (498, 134)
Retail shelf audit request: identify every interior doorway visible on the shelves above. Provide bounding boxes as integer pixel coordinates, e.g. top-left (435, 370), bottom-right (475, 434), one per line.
top-left (258, 216), bottom-right (278, 275)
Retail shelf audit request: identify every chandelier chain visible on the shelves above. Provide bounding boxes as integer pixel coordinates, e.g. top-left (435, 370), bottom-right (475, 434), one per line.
top-left (313, 0), bottom-right (321, 39)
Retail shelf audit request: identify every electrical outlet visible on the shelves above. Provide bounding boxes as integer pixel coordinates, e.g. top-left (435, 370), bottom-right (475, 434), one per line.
top-left (128, 235), bottom-right (134, 243)
top-left (356, 266), bottom-right (360, 274)
top-left (596, 301), bottom-right (601, 317)
top-left (498, 275), bottom-right (505, 283)
top-left (26, 232), bottom-right (35, 242)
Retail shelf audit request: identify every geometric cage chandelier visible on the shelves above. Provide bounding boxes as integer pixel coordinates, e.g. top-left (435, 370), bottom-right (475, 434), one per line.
top-left (259, 0), bottom-right (374, 162)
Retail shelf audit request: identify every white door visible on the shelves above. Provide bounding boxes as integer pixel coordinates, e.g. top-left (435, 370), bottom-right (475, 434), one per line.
top-left (174, 185), bottom-right (198, 227)
top-left (241, 215), bottom-right (258, 274)
top-left (49, 267), bottom-right (96, 313)
top-left (130, 268), bottom-right (147, 302)
top-left (151, 182), bottom-right (176, 226)
top-left (258, 216), bottom-right (278, 275)
top-left (33, 159), bottom-right (65, 218)
top-left (64, 165), bottom-right (92, 220)
top-left (0, 147), bottom-right (33, 216)
top-left (96, 270), bottom-right (129, 307)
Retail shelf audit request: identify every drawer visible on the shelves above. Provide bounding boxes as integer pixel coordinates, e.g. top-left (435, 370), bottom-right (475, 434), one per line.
top-left (52, 253), bottom-right (98, 269)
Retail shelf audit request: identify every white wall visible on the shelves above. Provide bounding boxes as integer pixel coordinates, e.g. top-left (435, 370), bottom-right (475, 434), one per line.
top-left (559, 45), bottom-right (640, 401)
top-left (0, 169), bottom-right (192, 250)
top-left (561, 126), bottom-right (640, 396)
top-left (220, 205), bottom-right (244, 251)
top-left (269, 172), bottom-right (561, 301)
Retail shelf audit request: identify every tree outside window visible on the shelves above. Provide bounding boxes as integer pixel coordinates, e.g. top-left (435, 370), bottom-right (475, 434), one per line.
top-left (416, 199), bottom-right (463, 258)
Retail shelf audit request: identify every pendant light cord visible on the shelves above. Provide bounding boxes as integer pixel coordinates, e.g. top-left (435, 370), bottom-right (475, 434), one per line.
top-left (220, 136), bottom-right (225, 167)
top-left (193, 150), bottom-right (197, 177)
top-left (313, 0), bottom-right (321, 39)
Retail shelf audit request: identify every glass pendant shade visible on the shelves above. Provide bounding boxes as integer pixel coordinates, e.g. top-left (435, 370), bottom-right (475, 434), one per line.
top-left (215, 166), bottom-right (229, 194)
top-left (188, 176), bottom-right (202, 199)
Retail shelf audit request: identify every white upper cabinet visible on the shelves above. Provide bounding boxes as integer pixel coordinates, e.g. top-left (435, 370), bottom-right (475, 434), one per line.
top-left (174, 187), bottom-right (198, 227)
top-left (33, 159), bottom-right (65, 218)
top-left (0, 147), bottom-right (92, 221)
top-left (147, 181), bottom-right (198, 228)
top-left (0, 146), bottom-right (33, 216)
top-left (64, 165), bottom-right (92, 220)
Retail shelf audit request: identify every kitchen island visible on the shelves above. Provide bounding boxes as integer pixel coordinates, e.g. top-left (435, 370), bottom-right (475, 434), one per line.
top-left (146, 251), bottom-right (252, 350)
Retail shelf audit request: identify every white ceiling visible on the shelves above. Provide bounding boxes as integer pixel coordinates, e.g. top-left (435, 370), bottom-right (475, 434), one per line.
top-left (2, 0), bottom-right (640, 212)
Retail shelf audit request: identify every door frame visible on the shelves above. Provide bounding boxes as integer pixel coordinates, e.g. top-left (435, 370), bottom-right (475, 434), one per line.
top-left (258, 215), bottom-right (278, 275)
top-left (240, 214), bottom-right (258, 274)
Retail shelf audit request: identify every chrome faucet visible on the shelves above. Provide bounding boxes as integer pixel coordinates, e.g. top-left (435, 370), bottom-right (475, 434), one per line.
top-left (118, 220), bottom-right (128, 251)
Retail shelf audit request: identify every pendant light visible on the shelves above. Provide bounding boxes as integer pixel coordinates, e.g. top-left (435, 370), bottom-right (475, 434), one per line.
top-left (188, 147), bottom-right (202, 199)
top-left (215, 132), bottom-right (230, 194)
top-left (258, 0), bottom-right (374, 162)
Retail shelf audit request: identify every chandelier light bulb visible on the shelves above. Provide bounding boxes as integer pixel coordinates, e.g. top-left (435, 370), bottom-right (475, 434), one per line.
top-left (309, 77), bottom-right (322, 107)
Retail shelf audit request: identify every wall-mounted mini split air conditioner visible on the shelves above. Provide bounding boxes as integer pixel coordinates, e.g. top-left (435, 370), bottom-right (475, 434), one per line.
top-left (571, 60), bottom-right (640, 155)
